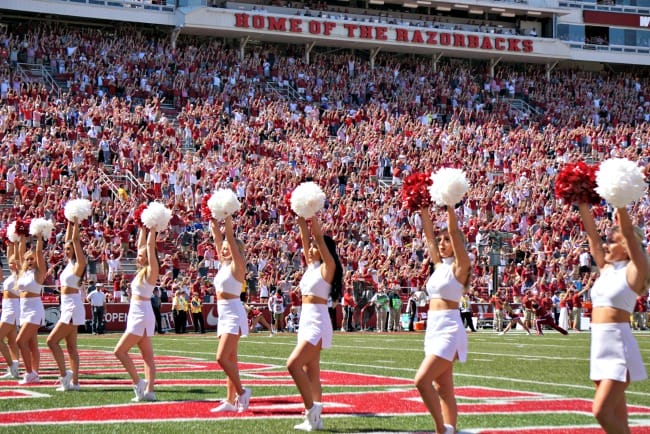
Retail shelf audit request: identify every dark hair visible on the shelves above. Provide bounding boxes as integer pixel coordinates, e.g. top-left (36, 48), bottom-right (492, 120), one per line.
top-left (323, 235), bottom-right (343, 303)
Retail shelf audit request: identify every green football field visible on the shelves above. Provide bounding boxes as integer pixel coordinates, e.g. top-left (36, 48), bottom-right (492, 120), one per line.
top-left (0, 329), bottom-right (648, 433)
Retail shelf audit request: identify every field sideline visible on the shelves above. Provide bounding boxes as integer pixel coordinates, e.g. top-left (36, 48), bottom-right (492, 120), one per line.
top-left (0, 330), bottom-right (648, 433)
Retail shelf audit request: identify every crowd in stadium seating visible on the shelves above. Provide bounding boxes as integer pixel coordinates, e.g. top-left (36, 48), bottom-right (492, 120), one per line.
top-left (0, 21), bottom-right (648, 316)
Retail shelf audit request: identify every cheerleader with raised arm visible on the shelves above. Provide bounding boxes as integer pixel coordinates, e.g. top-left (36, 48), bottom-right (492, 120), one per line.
top-left (402, 169), bottom-right (471, 434)
top-left (47, 199), bottom-right (90, 392)
top-left (0, 229), bottom-right (21, 379)
top-left (203, 189), bottom-right (251, 413)
top-left (113, 202), bottom-right (169, 402)
top-left (16, 218), bottom-right (53, 385)
top-left (286, 182), bottom-right (344, 432)
top-left (562, 158), bottom-right (649, 433)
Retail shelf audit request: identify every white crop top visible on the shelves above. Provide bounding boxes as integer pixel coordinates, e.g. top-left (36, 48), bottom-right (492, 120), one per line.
top-left (3, 273), bottom-right (18, 297)
top-left (214, 263), bottom-right (242, 296)
top-left (425, 257), bottom-right (464, 303)
top-left (299, 262), bottom-right (331, 300)
top-left (590, 261), bottom-right (637, 313)
top-left (17, 270), bottom-right (42, 295)
top-left (131, 276), bottom-right (155, 298)
top-left (60, 262), bottom-right (81, 289)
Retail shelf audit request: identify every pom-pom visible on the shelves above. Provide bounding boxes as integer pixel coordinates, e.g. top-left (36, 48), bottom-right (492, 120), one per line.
top-left (6, 221), bottom-right (18, 243)
top-left (290, 182), bottom-right (326, 218)
top-left (200, 194), bottom-right (213, 220)
top-left (15, 218), bottom-right (31, 236)
top-left (428, 168), bottom-right (469, 207)
top-left (554, 161), bottom-right (600, 205)
top-left (29, 218), bottom-right (55, 240)
top-left (595, 158), bottom-right (646, 208)
top-left (140, 202), bottom-right (172, 232)
top-left (133, 204), bottom-right (148, 227)
top-left (401, 172), bottom-right (433, 212)
top-left (64, 199), bottom-right (92, 222)
top-left (207, 189), bottom-right (241, 220)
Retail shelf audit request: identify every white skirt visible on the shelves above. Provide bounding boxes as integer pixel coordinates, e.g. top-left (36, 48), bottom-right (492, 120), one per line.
top-left (590, 323), bottom-right (647, 383)
top-left (59, 293), bottom-right (86, 326)
top-left (1, 297), bottom-right (20, 326)
top-left (19, 297), bottom-right (44, 326)
top-left (125, 300), bottom-right (155, 337)
top-left (217, 298), bottom-right (248, 338)
top-left (297, 303), bottom-right (332, 349)
top-left (424, 309), bottom-right (468, 362)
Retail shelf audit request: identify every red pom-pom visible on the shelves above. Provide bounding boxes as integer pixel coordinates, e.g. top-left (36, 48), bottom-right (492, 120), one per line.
top-left (401, 172), bottom-right (433, 211)
top-left (554, 161), bottom-right (600, 204)
top-left (15, 218), bottom-right (31, 236)
top-left (201, 194), bottom-right (212, 220)
top-left (133, 204), bottom-right (148, 227)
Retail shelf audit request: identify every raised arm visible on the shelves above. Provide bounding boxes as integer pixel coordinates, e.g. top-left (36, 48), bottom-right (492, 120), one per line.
top-left (136, 226), bottom-right (146, 251)
top-left (578, 203), bottom-right (605, 269)
top-left (617, 208), bottom-right (649, 295)
top-left (223, 215), bottom-right (246, 282)
top-left (420, 206), bottom-right (441, 265)
top-left (145, 228), bottom-right (158, 285)
top-left (71, 219), bottom-right (86, 277)
top-left (210, 217), bottom-right (224, 257)
top-left (34, 235), bottom-right (47, 285)
top-left (311, 217), bottom-right (335, 284)
top-left (298, 216), bottom-right (311, 265)
top-left (447, 205), bottom-right (471, 286)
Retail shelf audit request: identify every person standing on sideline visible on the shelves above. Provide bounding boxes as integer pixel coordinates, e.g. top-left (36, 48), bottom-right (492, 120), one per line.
top-left (287, 215), bottom-right (343, 431)
top-left (47, 218), bottom-right (87, 392)
top-left (578, 202), bottom-right (648, 433)
top-left (414, 204), bottom-right (471, 434)
top-left (460, 293), bottom-right (476, 332)
top-left (190, 292), bottom-right (205, 333)
top-left (172, 290), bottom-right (188, 334)
top-left (16, 232), bottom-right (47, 385)
top-left (150, 287), bottom-right (164, 334)
top-left (341, 288), bottom-right (356, 332)
top-left (86, 282), bottom-right (106, 335)
top-left (113, 224), bottom-right (159, 402)
top-left (269, 289), bottom-right (285, 333)
top-left (209, 215), bottom-right (251, 413)
top-left (406, 290), bottom-right (418, 332)
top-left (0, 240), bottom-right (20, 379)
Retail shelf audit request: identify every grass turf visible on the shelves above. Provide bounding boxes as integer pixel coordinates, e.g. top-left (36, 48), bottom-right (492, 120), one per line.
top-left (0, 329), bottom-right (648, 433)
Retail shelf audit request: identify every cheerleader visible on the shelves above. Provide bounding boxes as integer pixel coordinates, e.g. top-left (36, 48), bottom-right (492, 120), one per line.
top-left (0, 240), bottom-right (20, 379)
top-left (209, 215), bottom-right (251, 413)
top-left (414, 204), bottom-right (471, 434)
top-left (46, 218), bottom-right (86, 391)
top-left (16, 233), bottom-right (47, 385)
top-left (113, 225), bottom-right (158, 402)
top-left (287, 216), bottom-right (343, 431)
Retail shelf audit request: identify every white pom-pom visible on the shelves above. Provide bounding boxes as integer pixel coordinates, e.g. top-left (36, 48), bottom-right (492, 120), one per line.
top-left (291, 182), bottom-right (326, 218)
top-left (7, 221), bottom-right (18, 243)
top-left (29, 218), bottom-right (55, 240)
top-left (595, 158), bottom-right (646, 208)
top-left (64, 199), bottom-right (92, 222)
top-left (428, 168), bottom-right (470, 206)
top-left (207, 189), bottom-right (241, 220)
top-left (141, 202), bottom-right (172, 232)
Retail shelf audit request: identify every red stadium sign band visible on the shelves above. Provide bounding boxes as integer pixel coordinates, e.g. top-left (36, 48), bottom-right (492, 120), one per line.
top-left (234, 13), bottom-right (535, 53)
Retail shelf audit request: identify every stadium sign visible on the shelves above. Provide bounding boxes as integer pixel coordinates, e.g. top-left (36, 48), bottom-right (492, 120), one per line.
top-left (234, 13), bottom-right (534, 53)
top-left (584, 10), bottom-right (650, 28)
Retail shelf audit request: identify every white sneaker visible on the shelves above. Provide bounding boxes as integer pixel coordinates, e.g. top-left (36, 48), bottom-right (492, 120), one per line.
top-left (18, 371), bottom-right (39, 385)
top-left (236, 387), bottom-right (251, 412)
top-left (294, 402), bottom-right (323, 431)
top-left (498, 332), bottom-right (505, 335)
top-left (10, 361), bottom-right (19, 379)
top-left (132, 379), bottom-right (147, 402)
top-left (210, 400), bottom-right (238, 413)
top-left (140, 391), bottom-right (156, 401)
top-left (0, 368), bottom-right (14, 379)
top-left (443, 424), bottom-right (455, 434)
top-left (57, 383), bottom-right (80, 392)
top-left (57, 370), bottom-right (73, 391)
